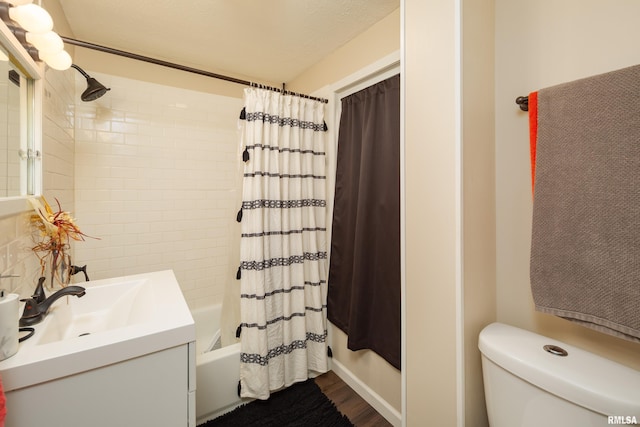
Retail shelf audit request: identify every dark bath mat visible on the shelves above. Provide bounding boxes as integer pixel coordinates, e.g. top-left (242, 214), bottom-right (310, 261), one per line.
top-left (198, 378), bottom-right (354, 427)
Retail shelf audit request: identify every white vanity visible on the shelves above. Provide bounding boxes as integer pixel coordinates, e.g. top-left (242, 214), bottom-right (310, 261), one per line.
top-left (0, 270), bottom-right (196, 427)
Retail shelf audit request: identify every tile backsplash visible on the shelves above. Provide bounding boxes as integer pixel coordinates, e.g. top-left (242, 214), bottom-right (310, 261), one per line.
top-left (0, 212), bottom-right (41, 298)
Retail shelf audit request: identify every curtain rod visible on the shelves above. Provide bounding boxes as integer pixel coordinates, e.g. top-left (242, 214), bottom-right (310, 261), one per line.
top-left (61, 36), bottom-right (328, 103)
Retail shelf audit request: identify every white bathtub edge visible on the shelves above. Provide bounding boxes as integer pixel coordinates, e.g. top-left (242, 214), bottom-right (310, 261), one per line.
top-left (192, 303), bottom-right (246, 424)
top-left (196, 341), bottom-right (241, 364)
top-left (330, 358), bottom-right (402, 427)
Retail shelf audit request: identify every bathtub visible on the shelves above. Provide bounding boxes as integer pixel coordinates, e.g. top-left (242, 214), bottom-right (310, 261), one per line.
top-left (191, 304), bottom-right (246, 424)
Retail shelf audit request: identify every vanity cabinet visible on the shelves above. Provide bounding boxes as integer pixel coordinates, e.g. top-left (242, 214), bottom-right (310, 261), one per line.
top-left (4, 342), bottom-right (196, 427)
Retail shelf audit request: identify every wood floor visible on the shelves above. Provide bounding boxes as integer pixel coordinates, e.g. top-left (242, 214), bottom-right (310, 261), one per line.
top-left (315, 371), bottom-right (393, 427)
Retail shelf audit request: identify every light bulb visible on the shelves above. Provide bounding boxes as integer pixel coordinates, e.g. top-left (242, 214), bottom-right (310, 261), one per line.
top-left (42, 50), bottom-right (71, 70)
top-left (26, 31), bottom-right (63, 54)
top-left (9, 4), bottom-right (53, 33)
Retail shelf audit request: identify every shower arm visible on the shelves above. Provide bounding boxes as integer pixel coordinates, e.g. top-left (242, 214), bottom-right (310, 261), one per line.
top-left (70, 63), bottom-right (90, 79)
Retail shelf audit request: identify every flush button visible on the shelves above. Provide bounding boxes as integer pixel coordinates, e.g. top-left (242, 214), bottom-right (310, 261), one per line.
top-left (543, 344), bottom-right (568, 357)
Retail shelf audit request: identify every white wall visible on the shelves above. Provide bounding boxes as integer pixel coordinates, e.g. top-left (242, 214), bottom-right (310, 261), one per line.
top-left (72, 71), bottom-right (243, 309)
top-left (406, 2), bottom-right (640, 425)
top-left (462, 0), bottom-right (495, 425)
top-left (291, 9), bottom-right (403, 418)
top-left (404, 0), bottom-right (460, 425)
top-left (495, 0), bottom-right (640, 369)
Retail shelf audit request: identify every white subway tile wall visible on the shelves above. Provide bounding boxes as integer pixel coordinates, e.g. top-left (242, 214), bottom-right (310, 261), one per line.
top-left (72, 72), bottom-right (243, 310)
top-left (0, 68), bottom-right (241, 309)
top-left (0, 212), bottom-right (38, 298)
top-left (43, 61), bottom-right (76, 215)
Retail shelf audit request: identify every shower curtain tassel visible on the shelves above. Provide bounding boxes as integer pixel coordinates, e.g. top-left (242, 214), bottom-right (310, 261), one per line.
top-left (239, 106), bottom-right (246, 120)
top-left (236, 207), bottom-right (243, 222)
top-left (235, 324), bottom-right (242, 338)
top-left (327, 346), bottom-right (333, 358)
top-left (242, 147), bottom-right (250, 162)
top-left (323, 121), bottom-right (328, 132)
top-left (236, 266), bottom-right (241, 280)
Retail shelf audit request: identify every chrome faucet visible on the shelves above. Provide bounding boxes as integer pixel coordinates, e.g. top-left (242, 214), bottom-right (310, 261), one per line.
top-left (19, 278), bottom-right (86, 326)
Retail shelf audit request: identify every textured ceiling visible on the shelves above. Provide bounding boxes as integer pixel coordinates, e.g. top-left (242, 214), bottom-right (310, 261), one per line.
top-left (58, 0), bottom-right (399, 83)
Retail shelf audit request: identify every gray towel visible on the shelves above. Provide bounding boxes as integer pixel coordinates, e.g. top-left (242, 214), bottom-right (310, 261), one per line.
top-left (530, 64), bottom-right (640, 342)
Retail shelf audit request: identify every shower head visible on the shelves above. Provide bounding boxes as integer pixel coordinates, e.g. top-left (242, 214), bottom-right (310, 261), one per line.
top-left (81, 77), bottom-right (110, 101)
top-left (70, 64), bottom-right (110, 101)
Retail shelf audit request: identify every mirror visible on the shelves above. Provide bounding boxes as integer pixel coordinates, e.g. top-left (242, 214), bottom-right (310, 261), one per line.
top-left (0, 20), bottom-right (43, 215)
top-left (0, 46), bottom-right (25, 197)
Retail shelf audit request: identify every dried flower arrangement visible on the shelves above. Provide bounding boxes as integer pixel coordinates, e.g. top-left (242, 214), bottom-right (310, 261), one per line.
top-left (29, 196), bottom-right (97, 288)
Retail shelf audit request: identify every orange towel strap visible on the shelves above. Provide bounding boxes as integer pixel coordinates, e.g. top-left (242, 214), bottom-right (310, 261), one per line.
top-left (528, 91), bottom-right (538, 195)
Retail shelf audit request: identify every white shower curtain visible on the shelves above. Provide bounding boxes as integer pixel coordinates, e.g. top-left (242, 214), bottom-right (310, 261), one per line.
top-left (238, 87), bottom-right (329, 399)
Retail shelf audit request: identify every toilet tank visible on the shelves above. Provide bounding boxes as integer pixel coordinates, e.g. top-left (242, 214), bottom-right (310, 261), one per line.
top-left (479, 323), bottom-right (640, 427)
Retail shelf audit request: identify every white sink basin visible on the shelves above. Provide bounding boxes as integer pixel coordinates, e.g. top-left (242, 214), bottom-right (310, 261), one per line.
top-left (0, 270), bottom-right (194, 392)
top-left (37, 279), bottom-right (154, 344)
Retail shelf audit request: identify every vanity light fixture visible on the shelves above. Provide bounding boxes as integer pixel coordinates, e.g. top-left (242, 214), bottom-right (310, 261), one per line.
top-left (39, 48), bottom-right (71, 70)
top-left (6, 3), bottom-right (52, 33)
top-left (25, 30), bottom-right (63, 54)
top-left (0, 0), bottom-right (72, 70)
top-left (5, 0), bottom-right (33, 5)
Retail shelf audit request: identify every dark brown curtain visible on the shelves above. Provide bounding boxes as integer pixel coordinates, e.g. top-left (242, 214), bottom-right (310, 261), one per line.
top-left (327, 74), bottom-right (401, 370)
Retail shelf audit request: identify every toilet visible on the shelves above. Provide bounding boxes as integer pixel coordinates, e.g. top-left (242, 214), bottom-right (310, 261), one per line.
top-left (479, 323), bottom-right (640, 426)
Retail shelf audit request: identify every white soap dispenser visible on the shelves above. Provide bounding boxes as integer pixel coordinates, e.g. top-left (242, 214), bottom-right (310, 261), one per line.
top-left (0, 289), bottom-right (19, 361)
